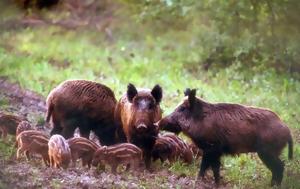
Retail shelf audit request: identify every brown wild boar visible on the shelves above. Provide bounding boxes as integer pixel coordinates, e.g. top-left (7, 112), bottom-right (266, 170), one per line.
top-left (92, 143), bottom-right (143, 173)
top-left (48, 134), bottom-right (71, 169)
top-left (163, 133), bottom-right (193, 164)
top-left (16, 130), bottom-right (50, 166)
top-left (152, 134), bottom-right (179, 163)
top-left (46, 80), bottom-right (118, 145)
top-left (68, 137), bottom-right (100, 168)
top-left (0, 113), bottom-right (24, 139)
top-left (159, 89), bottom-right (293, 186)
top-left (152, 133), bottom-right (193, 164)
top-left (114, 83), bottom-right (162, 168)
top-left (16, 121), bottom-right (33, 136)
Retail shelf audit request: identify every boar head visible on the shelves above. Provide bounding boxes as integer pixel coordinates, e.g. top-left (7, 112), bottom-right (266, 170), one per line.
top-left (159, 88), bottom-right (202, 134)
top-left (127, 83), bottom-right (162, 134)
top-left (92, 146), bottom-right (107, 166)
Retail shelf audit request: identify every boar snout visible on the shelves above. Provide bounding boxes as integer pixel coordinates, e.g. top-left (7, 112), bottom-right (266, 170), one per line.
top-left (136, 123), bottom-right (147, 132)
top-left (92, 159), bottom-right (98, 167)
top-left (158, 117), bottom-right (181, 134)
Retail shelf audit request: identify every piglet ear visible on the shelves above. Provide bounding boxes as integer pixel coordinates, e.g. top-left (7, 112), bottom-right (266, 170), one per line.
top-left (188, 89), bottom-right (197, 108)
top-left (151, 84), bottom-right (163, 104)
top-left (127, 83), bottom-right (138, 103)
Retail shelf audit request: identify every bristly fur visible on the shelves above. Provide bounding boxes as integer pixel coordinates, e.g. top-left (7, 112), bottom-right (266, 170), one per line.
top-left (46, 80), bottom-right (118, 145)
top-left (159, 89), bottom-right (293, 186)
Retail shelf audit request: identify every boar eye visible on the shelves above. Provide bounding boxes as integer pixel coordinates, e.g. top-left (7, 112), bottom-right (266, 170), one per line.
top-left (178, 106), bottom-right (186, 112)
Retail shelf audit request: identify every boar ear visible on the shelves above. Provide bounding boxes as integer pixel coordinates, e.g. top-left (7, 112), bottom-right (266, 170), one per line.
top-left (127, 83), bottom-right (138, 103)
top-left (151, 84), bottom-right (163, 104)
top-left (184, 88), bottom-right (191, 96)
top-left (188, 89), bottom-right (197, 108)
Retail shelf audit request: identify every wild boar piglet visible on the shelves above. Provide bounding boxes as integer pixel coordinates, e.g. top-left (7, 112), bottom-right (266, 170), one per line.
top-left (92, 143), bottom-right (143, 173)
top-left (68, 137), bottom-right (100, 168)
top-left (48, 134), bottom-right (71, 169)
top-left (16, 130), bottom-right (50, 166)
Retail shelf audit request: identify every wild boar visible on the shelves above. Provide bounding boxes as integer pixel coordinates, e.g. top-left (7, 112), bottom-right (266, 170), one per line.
top-left (152, 134), bottom-right (179, 163)
top-left (46, 80), bottom-right (118, 145)
top-left (114, 83), bottom-right (163, 168)
top-left (16, 121), bottom-right (33, 136)
top-left (162, 133), bottom-right (193, 164)
top-left (67, 137), bottom-right (100, 168)
top-left (48, 134), bottom-right (71, 169)
top-left (0, 113), bottom-right (24, 140)
top-left (16, 130), bottom-right (50, 166)
top-left (92, 143), bottom-right (143, 173)
top-left (159, 88), bottom-right (293, 186)
top-left (152, 133), bottom-right (193, 164)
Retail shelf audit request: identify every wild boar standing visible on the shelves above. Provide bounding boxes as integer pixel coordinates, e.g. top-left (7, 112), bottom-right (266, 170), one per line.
top-left (159, 89), bottom-right (293, 186)
top-left (114, 83), bottom-right (163, 168)
top-left (67, 137), bottom-right (100, 168)
top-left (0, 113), bottom-right (24, 140)
top-left (16, 130), bottom-right (50, 166)
top-left (48, 134), bottom-right (71, 169)
top-left (46, 80), bottom-right (118, 145)
top-left (92, 143), bottom-right (143, 173)
top-left (152, 133), bottom-right (193, 164)
top-left (16, 121), bottom-right (33, 136)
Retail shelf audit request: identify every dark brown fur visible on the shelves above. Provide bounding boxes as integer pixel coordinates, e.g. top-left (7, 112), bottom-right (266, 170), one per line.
top-left (114, 83), bottom-right (162, 168)
top-left (159, 89), bottom-right (293, 186)
top-left (92, 143), bottom-right (143, 173)
top-left (16, 130), bottom-right (50, 166)
top-left (67, 137), bottom-right (100, 168)
top-left (0, 113), bottom-right (24, 140)
top-left (46, 80), bottom-right (118, 145)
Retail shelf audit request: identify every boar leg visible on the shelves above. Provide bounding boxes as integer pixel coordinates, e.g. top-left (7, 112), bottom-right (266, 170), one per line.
top-left (79, 126), bottom-right (90, 139)
top-left (71, 152), bottom-right (78, 167)
top-left (17, 147), bottom-right (25, 159)
top-left (42, 154), bottom-right (50, 166)
top-left (258, 152), bottom-right (284, 186)
top-left (49, 155), bottom-right (54, 167)
top-left (50, 118), bottom-right (63, 136)
top-left (1, 129), bottom-right (7, 140)
top-left (210, 155), bottom-right (221, 185)
top-left (25, 150), bottom-right (31, 161)
top-left (198, 153), bottom-right (210, 179)
top-left (61, 120), bottom-right (77, 139)
top-left (111, 163), bottom-right (118, 174)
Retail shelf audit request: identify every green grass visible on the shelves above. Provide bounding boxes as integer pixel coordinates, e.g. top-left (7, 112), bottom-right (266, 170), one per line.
top-left (0, 7), bottom-right (300, 189)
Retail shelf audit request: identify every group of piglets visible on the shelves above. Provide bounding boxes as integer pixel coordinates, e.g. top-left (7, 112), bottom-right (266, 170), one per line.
top-left (0, 79), bottom-right (293, 186)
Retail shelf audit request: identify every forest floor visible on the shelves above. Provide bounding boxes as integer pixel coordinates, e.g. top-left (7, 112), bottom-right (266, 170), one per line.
top-left (0, 78), bottom-right (228, 189)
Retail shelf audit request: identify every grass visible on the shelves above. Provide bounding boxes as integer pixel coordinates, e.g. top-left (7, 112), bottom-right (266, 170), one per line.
top-left (0, 5), bottom-right (300, 189)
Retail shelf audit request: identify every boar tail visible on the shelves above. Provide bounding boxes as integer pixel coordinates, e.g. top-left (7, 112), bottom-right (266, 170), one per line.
top-left (46, 102), bottom-right (54, 123)
top-left (288, 135), bottom-right (293, 160)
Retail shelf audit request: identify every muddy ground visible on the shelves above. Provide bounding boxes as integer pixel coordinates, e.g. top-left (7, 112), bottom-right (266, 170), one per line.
top-left (0, 78), bottom-right (229, 189)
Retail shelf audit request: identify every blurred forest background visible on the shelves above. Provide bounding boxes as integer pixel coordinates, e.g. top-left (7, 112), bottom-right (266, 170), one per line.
top-left (0, 0), bottom-right (300, 188)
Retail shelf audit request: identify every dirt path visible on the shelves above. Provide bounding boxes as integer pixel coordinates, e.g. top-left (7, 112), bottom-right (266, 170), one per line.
top-left (0, 79), bottom-right (228, 189)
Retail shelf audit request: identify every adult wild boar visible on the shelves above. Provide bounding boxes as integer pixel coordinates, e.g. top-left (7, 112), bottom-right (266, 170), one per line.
top-left (159, 89), bottom-right (293, 186)
top-left (46, 80), bottom-right (118, 145)
top-left (114, 83), bottom-right (163, 168)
